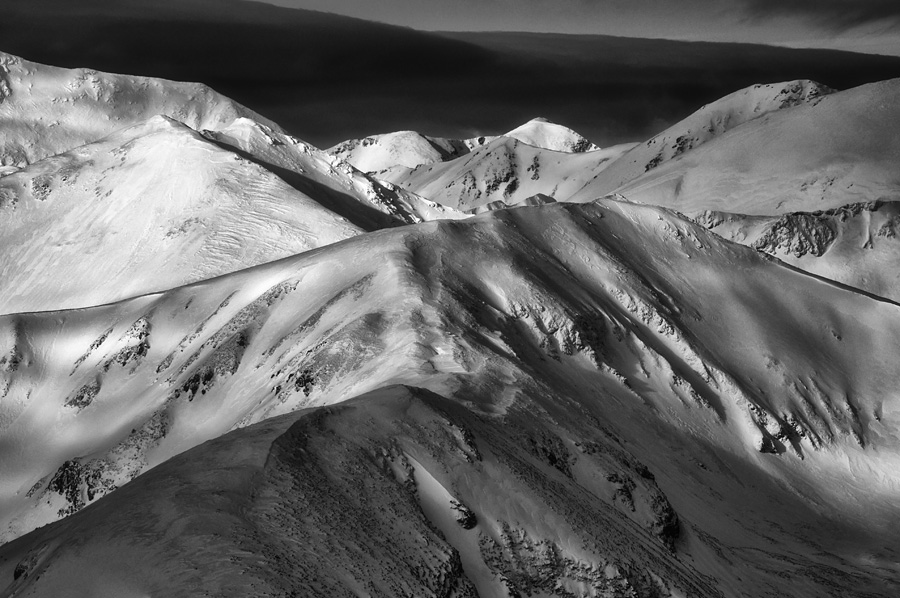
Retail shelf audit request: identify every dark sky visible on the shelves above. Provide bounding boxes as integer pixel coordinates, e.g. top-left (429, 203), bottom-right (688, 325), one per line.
top-left (4, 0), bottom-right (900, 148)
top-left (263, 0), bottom-right (900, 56)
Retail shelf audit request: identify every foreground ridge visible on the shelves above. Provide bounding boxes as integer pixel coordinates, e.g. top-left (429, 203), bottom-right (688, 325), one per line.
top-left (0, 200), bottom-right (898, 596)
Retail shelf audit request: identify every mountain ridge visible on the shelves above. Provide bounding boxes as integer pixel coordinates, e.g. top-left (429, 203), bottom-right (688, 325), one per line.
top-left (0, 51), bottom-right (276, 167)
top-left (579, 77), bottom-right (900, 215)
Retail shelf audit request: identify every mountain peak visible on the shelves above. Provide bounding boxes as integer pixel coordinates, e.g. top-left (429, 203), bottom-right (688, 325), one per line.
top-left (503, 117), bottom-right (600, 153)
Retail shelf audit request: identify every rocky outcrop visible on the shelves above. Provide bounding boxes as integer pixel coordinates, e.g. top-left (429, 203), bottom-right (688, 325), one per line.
top-left (479, 523), bottom-right (670, 598)
top-left (64, 379), bottom-right (100, 410)
top-left (751, 211), bottom-right (837, 258)
top-left (450, 499), bottom-right (478, 529)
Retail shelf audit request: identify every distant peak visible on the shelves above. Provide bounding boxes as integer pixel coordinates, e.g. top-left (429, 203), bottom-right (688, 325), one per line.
top-left (503, 118), bottom-right (600, 153)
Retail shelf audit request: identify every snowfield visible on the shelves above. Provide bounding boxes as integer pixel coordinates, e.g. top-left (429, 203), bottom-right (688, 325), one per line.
top-left (0, 116), bottom-right (362, 314)
top-left (0, 50), bottom-right (899, 597)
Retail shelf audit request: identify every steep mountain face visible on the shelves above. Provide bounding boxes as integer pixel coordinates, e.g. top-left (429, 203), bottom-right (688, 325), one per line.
top-left (0, 51), bottom-right (273, 168)
top-left (572, 79), bottom-right (900, 216)
top-left (1, 200), bottom-right (899, 596)
top-left (695, 200), bottom-right (900, 302)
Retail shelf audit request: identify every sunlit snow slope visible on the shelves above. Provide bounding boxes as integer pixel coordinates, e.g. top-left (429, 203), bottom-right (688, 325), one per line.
top-left (381, 136), bottom-right (632, 211)
top-left (327, 129), bottom-right (473, 175)
top-left (0, 116), bottom-right (362, 314)
top-left (695, 200), bottom-right (900, 302)
top-left (327, 117), bottom-right (600, 178)
top-left (571, 79), bottom-right (900, 216)
top-left (0, 51), bottom-right (275, 168)
top-left (0, 53), bottom-right (466, 314)
top-left (504, 117), bottom-right (602, 153)
top-left (0, 201), bottom-right (898, 597)
top-left (569, 80), bottom-right (833, 200)
top-left (328, 117), bottom-right (625, 212)
top-left (560, 79), bottom-right (900, 304)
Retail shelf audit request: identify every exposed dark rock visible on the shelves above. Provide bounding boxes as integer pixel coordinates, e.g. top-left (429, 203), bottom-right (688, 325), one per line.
top-left (570, 137), bottom-right (596, 153)
top-left (504, 176), bottom-right (519, 197)
top-left (527, 155), bottom-right (540, 180)
top-left (0, 346), bottom-right (22, 372)
top-left (606, 472), bottom-right (637, 511)
top-left (450, 499), bottom-right (477, 529)
top-left (479, 522), bottom-right (666, 597)
top-left (648, 492), bottom-right (680, 552)
top-left (103, 316), bottom-right (151, 371)
top-left (752, 212), bottom-right (837, 258)
top-left (644, 152), bottom-right (663, 172)
top-left (526, 431), bottom-right (574, 477)
top-left (64, 379), bottom-right (100, 410)
top-left (289, 368), bottom-right (317, 397)
top-left (48, 460), bottom-right (85, 515)
top-left (12, 545), bottom-right (46, 581)
top-left (72, 326), bottom-right (113, 373)
top-left (29, 174), bottom-right (51, 201)
top-left (671, 133), bottom-right (694, 157)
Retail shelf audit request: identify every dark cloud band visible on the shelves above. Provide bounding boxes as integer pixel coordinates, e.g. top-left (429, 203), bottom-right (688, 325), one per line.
top-left (740, 0), bottom-right (900, 31)
top-left (3, 0), bottom-right (900, 148)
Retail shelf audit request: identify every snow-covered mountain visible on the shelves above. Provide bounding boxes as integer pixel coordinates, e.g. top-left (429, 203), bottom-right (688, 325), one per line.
top-left (381, 135), bottom-right (633, 211)
top-left (327, 130), bottom-right (473, 175)
top-left (327, 117), bottom-right (614, 212)
top-left (571, 79), bottom-right (900, 216)
top-left (2, 47), bottom-right (900, 598)
top-left (569, 80), bottom-right (833, 200)
top-left (0, 116), bottom-right (363, 314)
top-left (200, 117), bottom-right (466, 227)
top-left (695, 200), bottom-right (900, 302)
top-left (327, 117), bottom-right (600, 178)
top-left (504, 117), bottom-right (601, 153)
top-left (2, 200), bottom-right (900, 596)
top-left (0, 51), bottom-right (274, 168)
top-left (0, 53), bottom-right (467, 314)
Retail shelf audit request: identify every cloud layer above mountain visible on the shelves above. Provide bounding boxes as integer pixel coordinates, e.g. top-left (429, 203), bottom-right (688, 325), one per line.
top-left (4, 0), bottom-right (900, 149)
